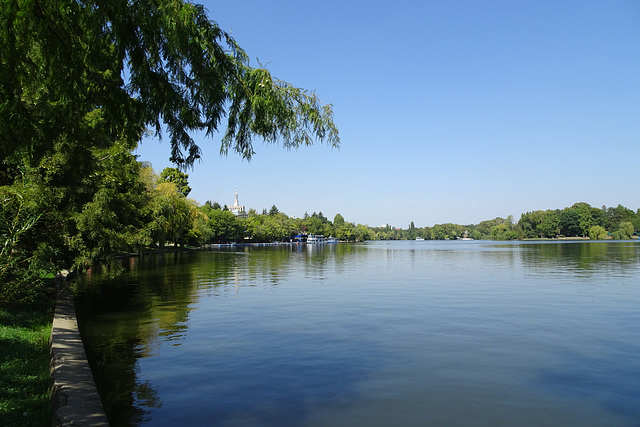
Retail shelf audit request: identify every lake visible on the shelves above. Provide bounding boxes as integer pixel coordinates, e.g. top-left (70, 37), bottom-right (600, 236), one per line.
top-left (73, 240), bottom-right (640, 426)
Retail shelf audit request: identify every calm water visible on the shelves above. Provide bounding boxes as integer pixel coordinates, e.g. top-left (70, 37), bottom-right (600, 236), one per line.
top-left (73, 241), bottom-right (640, 426)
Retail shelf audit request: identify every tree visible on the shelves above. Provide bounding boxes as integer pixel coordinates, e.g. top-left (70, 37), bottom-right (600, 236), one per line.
top-left (73, 146), bottom-right (155, 263)
top-left (408, 221), bottom-right (416, 240)
top-left (474, 218), bottom-right (506, 239)
top-left (1, 0), bottom-right (339, 169)
top-left (606, 205), bottom-right (636, 231)
top-left (354, 224), bottom-right (373, 242)
top-left (431, 225), bottom-right (446, 240)
top-left (559, 208), bottom-right (581, 237)
top-left (612, 222), bottom-right (634, 240)
top-left (204, 200), bottom-right (222, 210)
top-left (208, 210), bottom-right (243, 243)
top-left (186, 209), bottom-right (213, 246)
top-left (268, 205), bottom-right (280, 216)
top-left (518, 210), bottom-right (544, 238)
top-left (304, 216), bottom-right (325, 235)
top-left (490, 223), bottom-right (517, 241)
top-left (160, 168), bottom-right (192, 197)
top-left (152, 182), bottom-right (193, 248)
top-left (0, 189), bottom-right (48, 302)
top-left (576, 203), bottom-right (595, 236)
top-left (537, 210), bottom-right (560, 238)
top-left (0, 0), bottom-right (340, 300)
top-left (588, 225), bottom-right (607, 240)
top-left (334, 221), bottom-right (355, 241)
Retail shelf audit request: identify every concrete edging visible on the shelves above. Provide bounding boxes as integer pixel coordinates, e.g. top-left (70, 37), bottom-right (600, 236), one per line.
top-left (50, 276), bottom-right (109, 426)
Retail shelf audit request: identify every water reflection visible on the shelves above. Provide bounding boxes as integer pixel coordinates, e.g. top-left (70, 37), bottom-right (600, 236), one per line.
top-left (74, 241), bottom-right (640, 426)
top-left (517, 241), bottom-right (640, 280)
top-left (75, 246), bottom-right (374, 425)
top-left (75, 253), bottom-right (204, 425)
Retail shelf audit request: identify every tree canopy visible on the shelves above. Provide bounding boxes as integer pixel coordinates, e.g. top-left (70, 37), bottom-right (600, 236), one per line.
top-left (1, 0), bottom-right (339, 171)
top-left (160, 167), bottom-right (192, 197)
top-left (0, 0), bottom-right (340, 302)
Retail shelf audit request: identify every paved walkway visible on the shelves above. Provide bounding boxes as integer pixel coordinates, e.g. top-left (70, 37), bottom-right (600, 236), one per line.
top-left (50, 281), bottom-right (109, 426)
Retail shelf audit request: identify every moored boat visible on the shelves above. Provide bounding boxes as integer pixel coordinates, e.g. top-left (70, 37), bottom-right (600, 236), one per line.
top-left (307, 235), bottom-right (326, 244)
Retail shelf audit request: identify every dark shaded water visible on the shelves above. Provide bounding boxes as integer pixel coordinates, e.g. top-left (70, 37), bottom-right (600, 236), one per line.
top-left (73, 241), bottom-right (640, 426)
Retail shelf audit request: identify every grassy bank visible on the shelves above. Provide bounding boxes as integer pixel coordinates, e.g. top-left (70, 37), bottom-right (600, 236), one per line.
top-left (0, 297), bottom-right (55, 426)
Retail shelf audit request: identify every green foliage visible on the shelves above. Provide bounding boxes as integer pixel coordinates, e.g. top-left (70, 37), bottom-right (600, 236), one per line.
top-left (537, 210), bottom-right (560, 238)
top-left (0, 0), bottom-right (340, 300)
top-left (204, 200), bottom-right (222, 210)
top-left (244, 212), bottom-right (297, 242)
top-left (490, 223), bottom-right (518, 241)
top-left (0, 300), bottom-right (54, 426)
top-left (559, 208), bottom-right (581, 237)
top-left (268, 205), bottom-right (280, 216)
top-left (152, 182), bottom-right (195, 248)
top-left (0, 0), bottom-right (339, 168)
top-left (186, 209), bottom-right (213, 246)
top-left (612, 221), bottom-right (634, 240)
top-left (303, 214), bottom-right (329, 236)
top-left (606, 205), bottom-right (636, 231)
top-left (391, 202), bottom-right (637, 242)
top-left (0, 190), bottom-right (52, 303)
top-left (588, 225), bottom-right (608, 240)
top-left (72, 144), bottom-right (154, 266)
top-left (222, 68), bottom-right (340, 160)
top-left (473, 218), bottom-right (501, 239)
top-left (206, 209), bottom-right (243, 243)
top-left (517, 210), bottom-right (559, 238)
top-left (160, 168), bottom-right (192, 197)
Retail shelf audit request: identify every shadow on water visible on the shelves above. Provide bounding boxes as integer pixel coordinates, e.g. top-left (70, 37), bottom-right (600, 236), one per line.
top-left (73, 241), bottom-right (640, 426)
top-left (73, 246), bottom-right (376, 426)
top-left (74, 253), bottom-right (203, 425)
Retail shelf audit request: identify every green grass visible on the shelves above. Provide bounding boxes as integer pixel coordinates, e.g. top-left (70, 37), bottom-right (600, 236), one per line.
top-left (0, 298), bottom-right (54, 426)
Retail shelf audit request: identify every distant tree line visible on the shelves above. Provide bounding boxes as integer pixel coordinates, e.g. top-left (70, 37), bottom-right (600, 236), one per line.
top-left (199, 203), bottom-right (373, 244)
top-left (382, 202), bottom-right (640, 241)
top-left (1, 0), bottom-right (338, 303)
top-left (3, 146), bottom-right (637, 304)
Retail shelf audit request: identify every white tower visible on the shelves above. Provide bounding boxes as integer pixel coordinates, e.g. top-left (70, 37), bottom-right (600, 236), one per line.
top-left (230, 189), bottom-right (247, 218)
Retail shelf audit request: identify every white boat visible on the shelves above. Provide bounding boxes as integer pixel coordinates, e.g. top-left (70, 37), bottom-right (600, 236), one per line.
top-left (307, 235), bottom-right (326, 244)
top-left (416, 237), bottom-right (425, 241)
top-left (326, 237), bottom-right (339, 244)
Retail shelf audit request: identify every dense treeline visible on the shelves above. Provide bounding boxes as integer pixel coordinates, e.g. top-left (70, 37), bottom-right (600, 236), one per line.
top-left (199, 199), bottom-right (640, 244)
top-left (200, 204), bottom-right (373, 244)
top-left (382, 202), bottom-right (640, 241)
top-left (1, 155), bottom-right (374, 301)
top-left (1, 1), bottom-right (638, 305)
top-left (1, 0), bottom-right (339, 303)
top-left (3, 150), bottom-right (638, 303)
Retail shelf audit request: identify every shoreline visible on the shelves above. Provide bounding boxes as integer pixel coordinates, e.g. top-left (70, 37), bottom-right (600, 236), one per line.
top-left (50, 274), bottom-right (109, 426)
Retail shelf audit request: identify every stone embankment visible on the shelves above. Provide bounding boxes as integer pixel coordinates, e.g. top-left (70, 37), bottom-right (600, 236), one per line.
top-left (50, 274), bottom-right (109, 426)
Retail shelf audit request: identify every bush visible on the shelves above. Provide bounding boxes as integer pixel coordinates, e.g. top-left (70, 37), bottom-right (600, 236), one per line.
top-left (588, 225), bottom-right (608, 240)
top-left (612, 221), bottom-right (634, 240)
top-left (0, 190), bottom-right (54, 303)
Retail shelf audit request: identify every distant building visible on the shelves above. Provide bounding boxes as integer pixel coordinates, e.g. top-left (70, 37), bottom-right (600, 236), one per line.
top-left (229, 189), bottom-right (247, 218)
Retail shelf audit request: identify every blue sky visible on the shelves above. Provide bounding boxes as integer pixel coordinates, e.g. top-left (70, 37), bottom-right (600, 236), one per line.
top-left (135, 0), bottom-right (640, 228)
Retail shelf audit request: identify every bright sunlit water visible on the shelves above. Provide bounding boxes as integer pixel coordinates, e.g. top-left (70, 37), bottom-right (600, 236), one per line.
top-left (73, 240), bottom-right (640, 426)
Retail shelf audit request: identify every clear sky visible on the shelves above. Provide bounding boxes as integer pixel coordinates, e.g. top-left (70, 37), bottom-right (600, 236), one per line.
top-left (135, 0), bottom-right (640, 228)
